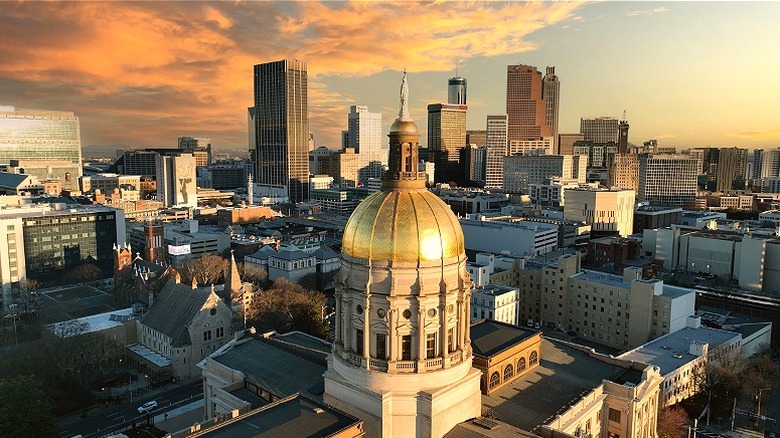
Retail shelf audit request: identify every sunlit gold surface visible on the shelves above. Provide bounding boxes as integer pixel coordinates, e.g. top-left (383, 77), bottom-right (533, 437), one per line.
top-left (342, 189), bottom-right (465, 263)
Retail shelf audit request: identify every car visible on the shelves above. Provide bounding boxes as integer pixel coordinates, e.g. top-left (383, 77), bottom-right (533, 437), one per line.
top-left (137, 400), bottom-right (158, 414)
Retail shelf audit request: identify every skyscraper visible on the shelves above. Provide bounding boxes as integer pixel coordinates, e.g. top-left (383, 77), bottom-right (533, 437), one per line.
top-left (448, 76), bottom-right (467, 105)
top-left (506, 65), bottom-right (551, 144)
top-left (485, 114), bottom-right (508, 188)
top-left (580, 117), bottom-right (620, 143)
top-left (0, 105), bottom-right (82, 190)
top-left (715, 147), bottom-right (748, 191)
top-left (250, 59), bottom-right (309, 203)
top-left (638, 154), bottom-right (699, 207)
top-left (427, 103), bottom-right (467, 183)
top-left (347, 105), bottom-right (384, 183)
top-left (542, 67), bottom-right (560, 153)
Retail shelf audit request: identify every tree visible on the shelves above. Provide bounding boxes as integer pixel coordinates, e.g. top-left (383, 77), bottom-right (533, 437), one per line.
top-left (0, 376), bottom-right (55, 437)
top-left (63, 263), bottom-right (103, 284)
top-left (178, 254), bottom-right (229, 286)
top-left (247, 278), bottom-right (328, 339)
top-left (693, 347), bottom-right (743, 421)
top-left (657, 406), bottom-right (689, 438)
top-left (238, 262), bottom-right (267, 286)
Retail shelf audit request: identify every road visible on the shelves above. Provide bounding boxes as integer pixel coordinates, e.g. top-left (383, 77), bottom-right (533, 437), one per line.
top-left (57, 379), bottom-right (203, 438)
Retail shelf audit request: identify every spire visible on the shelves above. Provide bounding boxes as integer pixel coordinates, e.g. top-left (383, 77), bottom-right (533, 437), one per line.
top-left (384, 71), bottom-right (424, 189)
top-left (226, 249), bottom-right (242, 294)
top-left (191, 276), bottom-right (198, 290)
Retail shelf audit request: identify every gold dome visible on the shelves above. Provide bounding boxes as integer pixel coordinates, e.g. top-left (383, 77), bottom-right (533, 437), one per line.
top-left (389, 119), bottom-right (418, 135)
top-left (342, 189), bottom-right (465, 263)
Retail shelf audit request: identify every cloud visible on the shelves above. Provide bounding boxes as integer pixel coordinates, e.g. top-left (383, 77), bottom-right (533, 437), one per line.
top-left (0, 1), bottom-right (583, 149)
top-left (732, 130), bottom-right (780, 142)
top-left (627, 7), bottom-right (669, 16)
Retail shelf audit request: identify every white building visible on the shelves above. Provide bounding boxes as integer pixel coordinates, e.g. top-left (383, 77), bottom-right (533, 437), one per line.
top-left (563, 188), bottom-right (635, 237)
top-left (0, 217), bottom-right (24, 314)
top-left (528, 178), bottom-right (598, 208)
top-left (484, 114), bottom-right (508, 188)
top-left (580, 117), bottom-right (619, 143)
top-left (638, 154), bottom-right (699, 207)
top-left (80, 173), bottom-right (141, 193)
top-left (471, 284), bottom-right (519, 325)
top-left (347, 105), bottom-right (384, 183)
top-left (503, 155), bottom-right (586, 194)
top-left (460, 216), bottom-right (558, 256)
top-left (508, 137), bottom-right (554, 156)
top-left (156, 152), bottom-right (197, 208)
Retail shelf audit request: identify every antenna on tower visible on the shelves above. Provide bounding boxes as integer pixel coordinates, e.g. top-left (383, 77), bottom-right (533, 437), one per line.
top-left (622, 109), bottom-right (627, 121)
top-left (455, 57), bottom-right (459, 77)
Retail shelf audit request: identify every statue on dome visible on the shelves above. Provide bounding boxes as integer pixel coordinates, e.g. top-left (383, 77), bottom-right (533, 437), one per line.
top-left (399, 68), bottom-right (410, 120)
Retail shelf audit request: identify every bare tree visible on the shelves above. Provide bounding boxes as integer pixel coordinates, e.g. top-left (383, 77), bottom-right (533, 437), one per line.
top-left (178, 254), bottom-right (229, 286)
top-left (63, 263), bottom-right (104, 284)
top-left (246, 278), bottom-right (328, 338)
top-left (657, 406), bottom-right (689, 438)
top-left (238, 262), bottom-right (267, 286)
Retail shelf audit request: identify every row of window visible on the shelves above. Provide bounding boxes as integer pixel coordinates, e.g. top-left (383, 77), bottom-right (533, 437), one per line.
top-left (488, 352), bottom-right (539, 389)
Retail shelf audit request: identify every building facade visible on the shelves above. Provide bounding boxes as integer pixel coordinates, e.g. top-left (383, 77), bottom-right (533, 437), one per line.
top-left (156, 152), bottom-right (197, 208)
top-left (484, 114), bottom-right (508, 188)
top-left (638, 154), bottom-right (699, 207)
top-left (503, 155), bottom-right (586, 194)
top-left (563, 188), bottom-right (635, 238)
top-left (542, 67), bottom-right (560, 154)
top-left (251, 59), bottom-right (310, 203)
top-left (347, 105), bottom-right (384, 183)
top-left (580, 117), bottom-right (619, 143)
top-left (506, 65), bottom-right (551, 143)
top-left (427, 103), bottom-right (467, 184)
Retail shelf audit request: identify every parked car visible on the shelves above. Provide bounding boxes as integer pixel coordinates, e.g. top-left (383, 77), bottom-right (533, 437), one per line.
top-left (137, 400), bottom-right (158, 414)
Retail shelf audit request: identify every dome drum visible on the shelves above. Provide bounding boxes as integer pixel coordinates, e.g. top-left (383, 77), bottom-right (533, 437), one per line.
top-left (337, 257), bottom-right (471, 297)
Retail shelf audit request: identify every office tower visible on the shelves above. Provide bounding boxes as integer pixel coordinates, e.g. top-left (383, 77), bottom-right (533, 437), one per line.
top-left (428, 103), bottom-right (467, 183)
top-left (448, 76), bottom-right (467, 105)
top-left (542, 67), bottom-right (560, 153)
top-left (0, 204), bottom-right (125, 285)
top-left (250, 59), bottom-right (310, 203)
top-left (506, 65), bottom-right (551, 142)
top-left (324, 72), bottom-right (481, 437)
top-left (573, 140), bottom-right (618, 169)
top-left (0, 105), bottom-right (82, 190)
top-left (309, 146), bottom-right (336, 175)
top-left (715, 147), bottom-right (748, 192)
top-left (558, 133), bottom-right (584, 156)
top-left (753, 148), bottom-right (780, 180)
top-left (638, 154), bottom-right (699, 207)
top-left (508, 138), bottom-right (554, 156)
top-left (503, 155), bottom-right (586, 194)
top-left (156, 152), bottom-right (197, 207)
top-left (0, 217), bottom-right (24, 314)
top-left (461, 145), bottom-right (487, 184)
top-left (564, 188), bottom-right (636, 238)
top-left (485, 114), bottom-right (508, 188)
top-left (178, 136), bottom-right (212, 167)
top-left (618, 120), bottom-right (629, 153)
top-left (466, 129), bottom-right (486, 147)
top-left (610, 153), bottom-right (640, 191)
top-left (347, 105), bottom-right (384, 183)
top-left (580, 117), bottom-right (620, 143)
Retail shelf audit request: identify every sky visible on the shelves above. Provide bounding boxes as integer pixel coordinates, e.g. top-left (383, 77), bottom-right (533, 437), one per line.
top-left (2, 1), bottom-right (779, 155)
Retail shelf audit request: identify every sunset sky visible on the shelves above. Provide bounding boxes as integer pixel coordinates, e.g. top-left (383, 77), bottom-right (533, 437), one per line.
top-left (2, 1), bottom-right (779, 154)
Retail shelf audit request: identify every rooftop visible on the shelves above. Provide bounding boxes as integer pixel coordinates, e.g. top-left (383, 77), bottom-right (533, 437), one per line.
top-left (481, 338), bottom-right (630, 433)
top-left (470, 320), bottom-right (539, 358)
top-left (618, 326), bottom-right (741, 375)
top-left (474, 284), bottom-right (517, 298)
top-left (635, 205), bottom-right (683, 213)
top-left (570, 270), bottom-right (632, 290)
top-left (49, 307), bottom-right (134, 337)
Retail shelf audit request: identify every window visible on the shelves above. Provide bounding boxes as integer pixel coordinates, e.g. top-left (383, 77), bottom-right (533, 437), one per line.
top-left (529, 351), bottom-right (538, 366)
top-left (504, 364), bottom-right (514, 381)
top-left (376, 333), bottom-right (386, 359)
top-left (203, 330), bottom-right (212, 341)
top-left (517, 357), bottom-right (526, 371)
top-left (489, 372), bottom-right (500, 389)
top-left (216, 327), bottom-right (224, 338)
top-left (448, 328), bottom-right (455, 353)
top-left (426, 333), bottom-right (437, 359)
top-left (401, 335), bottom-right (412, 360)
top-left (609, 408), bottom-right (621, 423)
top-left (356, 329), bottom-right (364, 355)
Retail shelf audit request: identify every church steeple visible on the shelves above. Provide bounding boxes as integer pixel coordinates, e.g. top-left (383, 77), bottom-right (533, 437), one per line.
top-left (225, 249), bottom-right (242, 296)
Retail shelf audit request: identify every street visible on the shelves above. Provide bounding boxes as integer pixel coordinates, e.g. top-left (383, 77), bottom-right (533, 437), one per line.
top-left (57, 379), bottom-right (203, 438)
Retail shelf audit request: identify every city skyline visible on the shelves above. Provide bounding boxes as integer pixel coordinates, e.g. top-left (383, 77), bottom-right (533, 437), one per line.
top-left (2, 1), bottom-right (779, 152)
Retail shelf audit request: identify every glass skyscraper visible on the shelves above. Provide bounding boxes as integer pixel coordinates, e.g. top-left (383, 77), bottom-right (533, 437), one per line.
top-left (250, 60), bottom-right (309, 203)
top-left (0, 105), bottom-right (83, 189)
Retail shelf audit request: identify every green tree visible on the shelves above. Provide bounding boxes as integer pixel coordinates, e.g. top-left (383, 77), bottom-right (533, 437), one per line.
top-left (0, 376), bottom-right (55, 437)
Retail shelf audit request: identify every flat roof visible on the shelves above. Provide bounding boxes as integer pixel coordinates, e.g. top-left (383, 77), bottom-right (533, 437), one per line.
top-left (662, 285), bottom-right (695, 300)
top-left (618, 326), bottom-right (740, 375)
top-left (475, 284), bottom-right (517, 297)
top-left (470, 320), bottom-right (539, 358)
top-left (481, 338), bottom-right (630, 433)
top-left (570, 270), bottom-right (631, 290)
top-left (49, 307), bottom-right (134, 337)
top-left (128, 343), bottom-right (171, 368)
top-left (190, 394), bottom-right (360, 438)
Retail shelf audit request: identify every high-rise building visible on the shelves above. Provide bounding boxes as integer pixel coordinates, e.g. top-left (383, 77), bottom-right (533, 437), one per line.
top-left (156, 152), bottom-right (197, 207)
top-left (448, 76), bottom-right (467, 105)
top-left (753, 148), bottom-right (780, 180)
top-left (324, 72), bottom-right (481, 437)
top-left (178, 136), bottom-right (212, 167)
top-left (503, 155), bottom-right (586, 194)
top-left (506, 65), bottom-right (551, 142)
top-left (347, 105), bottom-right (384, 183)
top-left (427, 103), bottom-right (467, 183)
top-left (638, 154), bottom-right (699, 207)
top-left (250, 59), bottom-right (310, 203)
top-left (558, 133), bottom-right (584, 156)
top-left (542, 67), bottom-right (560, 153)
top-left (715, 147), bottom-right (748, 192)
top-left (485, 114), bottom-right (508, 188)
top-left (462, 145), bottom-right (486, 184)
top-left (0, 105), bottom-right (82, 190)
top-left (466, 129), bottom-right (486, 147)
top-left (580, 117), bottom-right (619, 144)
top-left (609, 153), bottom-right (640, 191)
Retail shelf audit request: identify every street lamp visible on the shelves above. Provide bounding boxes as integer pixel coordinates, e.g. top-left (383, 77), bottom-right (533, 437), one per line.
top-left (8, 303), bottom-right (18, 345)
top-left (757, 387), bottom-right (771, 421)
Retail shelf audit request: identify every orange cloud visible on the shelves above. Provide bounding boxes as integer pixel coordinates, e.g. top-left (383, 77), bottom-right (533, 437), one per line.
top-left (732, 130), bottom-right (780, 142)
top-left (0, 1), bottom-right (582, 149)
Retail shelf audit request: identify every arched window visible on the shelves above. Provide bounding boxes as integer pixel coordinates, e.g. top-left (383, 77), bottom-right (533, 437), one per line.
top-left (489, 371), bottom-right (500, 389)
top-left (517, 357), bottom-right (526, 371)
top-left (504, 363), bottom-right (514, 381)
top-left (529, 351), bottom-right (538, 366)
